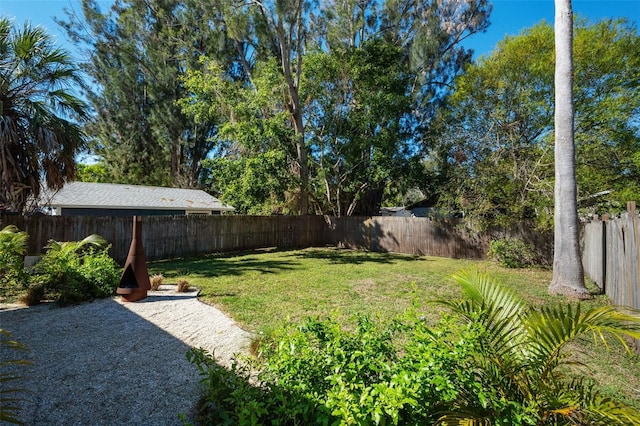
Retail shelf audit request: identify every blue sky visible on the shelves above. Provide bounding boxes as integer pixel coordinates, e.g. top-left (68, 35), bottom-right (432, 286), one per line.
top-left (1, 0), bottom-right (639, 59)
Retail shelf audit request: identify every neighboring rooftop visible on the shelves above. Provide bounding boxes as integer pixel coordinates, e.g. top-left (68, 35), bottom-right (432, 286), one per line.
top-left (44, 182), bottom-right (233, 215)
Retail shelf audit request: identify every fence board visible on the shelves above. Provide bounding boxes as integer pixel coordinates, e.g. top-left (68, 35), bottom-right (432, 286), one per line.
top-left (582, 220), bottom-right (605, 290)
top-left (623, 211), bottom-right (640, 312)
top-left (583, 202), bottom-right (640, 350)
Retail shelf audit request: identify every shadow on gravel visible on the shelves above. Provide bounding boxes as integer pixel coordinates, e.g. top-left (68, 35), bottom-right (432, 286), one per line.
top-left (0, 296), bottom-right (230, 425)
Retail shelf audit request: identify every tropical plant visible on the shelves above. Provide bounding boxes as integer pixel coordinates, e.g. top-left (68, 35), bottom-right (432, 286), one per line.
top-left (0, 18), bottom-right (87, 213)
top-left (0, 225), bottom-right (29, 291)
top-left (0, 328), bottom-right (32, 424)
top-left (436, 271), bottom-right (640, 424)
top-left (33, 234), bottom-right (120, 305)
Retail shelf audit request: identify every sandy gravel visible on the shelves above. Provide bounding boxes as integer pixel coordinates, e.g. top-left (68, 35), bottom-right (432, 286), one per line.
top-left (0, 287), bottom-right (254, 425)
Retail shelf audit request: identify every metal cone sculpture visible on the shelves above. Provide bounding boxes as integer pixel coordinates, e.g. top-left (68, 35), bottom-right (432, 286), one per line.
top-left (116, 216), bottom-right (151, 302)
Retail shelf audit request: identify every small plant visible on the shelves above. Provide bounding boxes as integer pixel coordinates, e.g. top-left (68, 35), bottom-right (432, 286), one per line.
top-left (176, 278), bottom-right (190, 293)
top-left (150, 274), bottom-right (164, 291)
top-left (487, 237), bottom-right (535, 268)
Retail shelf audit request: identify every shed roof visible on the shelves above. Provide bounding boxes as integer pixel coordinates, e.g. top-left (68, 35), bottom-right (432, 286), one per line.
top-left (45, 182), bottom-right (234, 212)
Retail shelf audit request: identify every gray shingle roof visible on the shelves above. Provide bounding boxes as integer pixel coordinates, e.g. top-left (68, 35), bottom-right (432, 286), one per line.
top-left (46, 182), bottom-right (234, 212)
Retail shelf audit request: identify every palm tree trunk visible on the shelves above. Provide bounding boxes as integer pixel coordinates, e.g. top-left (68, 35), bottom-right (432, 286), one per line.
top-left (549, 0), bottom-right (588, 298)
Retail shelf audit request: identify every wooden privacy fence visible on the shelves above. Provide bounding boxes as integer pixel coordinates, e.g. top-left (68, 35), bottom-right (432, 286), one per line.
top-left (324, 216), bottom-right (488, 259)
top-left (1, 214), bottom-right (552, 264)
top-left (583, 202), bottom-right (640, 313)
top-left (1, 215), bottom-right (325, 263)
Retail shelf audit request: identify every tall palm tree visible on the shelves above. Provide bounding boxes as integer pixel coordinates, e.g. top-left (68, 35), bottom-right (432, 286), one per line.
top-left (437, 272), bottom-right (640, 425)
top-left (0, 17), bottom-right (87, 213)
top-left (549, 0), bottom-right (588, 297)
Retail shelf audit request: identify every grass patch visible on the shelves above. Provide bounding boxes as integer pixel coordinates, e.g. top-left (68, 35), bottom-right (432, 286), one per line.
top-left (149, 247), bottom-right (640, 408)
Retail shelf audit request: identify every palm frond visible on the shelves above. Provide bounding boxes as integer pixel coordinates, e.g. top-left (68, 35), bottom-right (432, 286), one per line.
top-left (0, 329), bottom-right (31, 425)
top-left (434, 271), bottom-right (640, 425)
top-left (525, 304), bottom-right (640, 363)
top-left (77, 234), bottom-right (107, 248)
top-left (43, 234), bottom-right (107, 258)
top-left (0, 225), bottom-right (28, 256)
top-left (436, 272), bottom-right (528, 359)
top-left (436, 413), bottom-right (493, 425)
top-left (0, 18), bottom-right (86, 213)
top-left (544, 378), bottom-right (640, 426)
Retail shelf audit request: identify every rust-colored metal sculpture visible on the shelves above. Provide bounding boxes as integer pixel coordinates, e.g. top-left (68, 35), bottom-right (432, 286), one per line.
top-left (117, 216), bottom-right (151, 302)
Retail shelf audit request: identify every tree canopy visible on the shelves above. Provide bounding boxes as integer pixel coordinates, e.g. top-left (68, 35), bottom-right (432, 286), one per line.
top-left (180, 0), bottom-right (490, 215)
top-left (0, 18), bottom-right (87, 213)
top-left (51, 2), bottom-right (638, 221)
top-left (430, 18), bottom-right (640, 228)
top-left (59, 0), bottom-right (230, 188)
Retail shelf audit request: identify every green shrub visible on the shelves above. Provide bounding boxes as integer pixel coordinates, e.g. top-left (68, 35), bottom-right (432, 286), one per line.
top-left (79, 248), bottom-right (121, 298)
top-left (0, 225), bottom-right (29, 295)
top-left (32, 234), bottom-right (120, 305)
top-left (487, 237), bottom-right (535, 268)
top-left (189, 272), bottom-right (640, 425)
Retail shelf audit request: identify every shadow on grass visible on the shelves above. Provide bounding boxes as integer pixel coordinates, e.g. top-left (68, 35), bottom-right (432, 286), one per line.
top-left (289, 247), bottom-right (425, 265)
top-left (150, 248), bottom-right (427, 279)
top-left (149, 248), bottom-right (301, 279)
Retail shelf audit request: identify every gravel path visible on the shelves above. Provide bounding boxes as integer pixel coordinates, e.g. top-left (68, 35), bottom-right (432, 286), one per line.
top-left (0, 287), bottom-right (254, 425)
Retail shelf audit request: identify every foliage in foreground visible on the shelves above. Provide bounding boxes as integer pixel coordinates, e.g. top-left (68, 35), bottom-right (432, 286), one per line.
top-left (189, 272), bottom-right (640, 425)
top-left (0, 329), bottom-right (32, 425)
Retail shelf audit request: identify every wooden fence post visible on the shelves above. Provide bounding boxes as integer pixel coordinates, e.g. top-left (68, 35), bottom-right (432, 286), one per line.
top-left (602, 213), bottom-right (609, 295)
top-left (626, 201), bottom-right (639, 351)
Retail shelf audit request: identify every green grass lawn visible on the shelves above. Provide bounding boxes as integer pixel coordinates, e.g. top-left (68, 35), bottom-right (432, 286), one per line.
top-left (149, 247), bottom-right (640, 407)
top-left (149, 247), bottom-right (552, 331)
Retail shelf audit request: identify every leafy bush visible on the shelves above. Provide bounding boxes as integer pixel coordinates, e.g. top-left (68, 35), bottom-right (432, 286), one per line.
top-left (79, 248), bottom-right (121, 298)
top-left (0, 225), bottom-right (29, 294)
top-left (435, 272), bottom-right (640, 424)
top-left (33, 234), bottom-right (120, 305)
top-left (189, 272), bottom-right (640, 425)
top-left (488, 237), bottom-right (535, 268)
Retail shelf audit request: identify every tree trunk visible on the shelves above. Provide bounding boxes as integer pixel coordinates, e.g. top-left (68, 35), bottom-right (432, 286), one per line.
top-left (274, 4), bottom-right (309, 215)
top-left (549, 0), bottom-right (588, 298)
